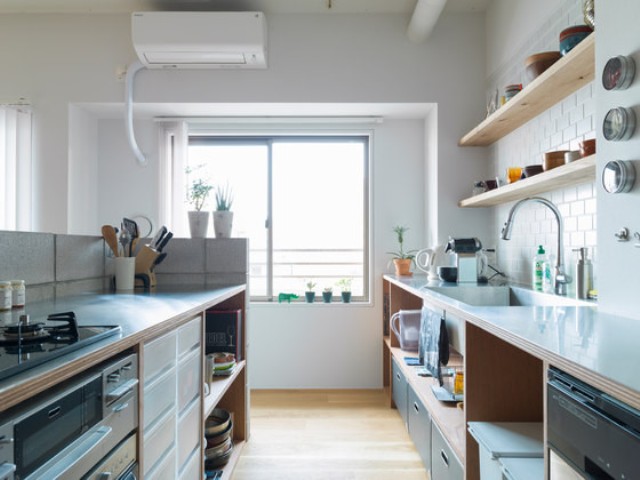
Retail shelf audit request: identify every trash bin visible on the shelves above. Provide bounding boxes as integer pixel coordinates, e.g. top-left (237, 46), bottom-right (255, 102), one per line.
top-left (499, 457), bottom-right (544, 480)
top-left (467, 422), bottom-right (543, 480)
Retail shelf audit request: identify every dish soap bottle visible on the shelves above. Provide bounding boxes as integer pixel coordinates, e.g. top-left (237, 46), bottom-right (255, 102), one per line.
top-left (574, 247), bottom-right (593, 299)
top-left (532, 245), bottom-right (547, 292)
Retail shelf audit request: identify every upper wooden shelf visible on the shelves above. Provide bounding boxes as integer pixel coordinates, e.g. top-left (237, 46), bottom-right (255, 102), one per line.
top-left (459, 155), bottom-right (595, 207)
top-left (204, 360), bottom-right (247, 417)
top-left (459, 33), bottom-right (595, 147)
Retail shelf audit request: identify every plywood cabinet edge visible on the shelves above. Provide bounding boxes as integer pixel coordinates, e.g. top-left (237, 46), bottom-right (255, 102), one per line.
top-left (458, 155), bottom-right (596, 207)
top-left (459, 33), bottom-right (595, 147)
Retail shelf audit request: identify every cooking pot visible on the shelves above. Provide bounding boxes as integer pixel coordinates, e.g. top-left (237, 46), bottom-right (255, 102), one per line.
top-left (415, 245), bottom-right (451, 279)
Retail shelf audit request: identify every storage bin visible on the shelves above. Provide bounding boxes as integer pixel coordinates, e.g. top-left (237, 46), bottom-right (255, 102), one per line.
top-left (499, 457), bottom-right (544, 480)
top-left (467, 422), bottom-right (543, 480)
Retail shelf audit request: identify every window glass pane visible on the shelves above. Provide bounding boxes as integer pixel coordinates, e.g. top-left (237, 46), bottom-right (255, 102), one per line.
top-left (188, 142), bottom-right (269, 296)
top-left (272, 140), bottom-right (365, 297)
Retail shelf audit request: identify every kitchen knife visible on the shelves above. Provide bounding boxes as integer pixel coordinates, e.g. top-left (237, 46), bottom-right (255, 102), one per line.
top-left (156, 231), bottom-right (173, 252)
top-left (150, 226), bottom-right (167, 250)
top-left (151, 252), bottom-right (167, 270)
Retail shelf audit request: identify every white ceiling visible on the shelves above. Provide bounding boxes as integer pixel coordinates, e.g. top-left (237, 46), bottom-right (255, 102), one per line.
top-left (0, 0), bottom-right (489, 14)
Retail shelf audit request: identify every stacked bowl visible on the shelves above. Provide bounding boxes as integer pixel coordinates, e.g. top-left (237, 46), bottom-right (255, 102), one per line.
top-left (204, 409), bottom-right (234, 470)
top-left (559, 25), bottom-right (593, 56)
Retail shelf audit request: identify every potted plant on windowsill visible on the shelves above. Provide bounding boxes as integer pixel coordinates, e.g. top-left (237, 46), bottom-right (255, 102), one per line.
top-left (213, 183), bottom-right (234, 238)
top-left (388, 225), bottom-right (415, 276)
top-left (337, 278), bottom-right (352, 303)
top-left (322, 287), bottom-right (333, 303)
top-left (187, 178), bottom-right (213, 238)
top-left (305, 280), bottom-right (317, 303)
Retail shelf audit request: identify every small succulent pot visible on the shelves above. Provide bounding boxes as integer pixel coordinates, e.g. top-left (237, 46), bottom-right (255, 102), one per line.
top-left (305, 291), bottom-right (316, 303)
top-left (341, 291), bottom-right (352, 303)
top-left (322, 291), bottom-right (333, 303)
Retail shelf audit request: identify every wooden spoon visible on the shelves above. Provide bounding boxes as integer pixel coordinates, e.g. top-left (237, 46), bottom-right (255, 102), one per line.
top-left (101, 225), bottom-right (119, 257)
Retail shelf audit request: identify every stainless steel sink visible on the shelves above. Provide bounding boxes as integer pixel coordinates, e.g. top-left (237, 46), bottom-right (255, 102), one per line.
top-left (424, 285), bottom-right (592, 307)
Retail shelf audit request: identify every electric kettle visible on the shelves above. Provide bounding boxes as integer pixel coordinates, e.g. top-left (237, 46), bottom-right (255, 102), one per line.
top-left (415, 245), bottom-right (452, 279)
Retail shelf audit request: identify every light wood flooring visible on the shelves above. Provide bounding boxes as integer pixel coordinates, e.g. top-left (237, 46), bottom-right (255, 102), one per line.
top-left (231, 389), bottom-right (428, 480)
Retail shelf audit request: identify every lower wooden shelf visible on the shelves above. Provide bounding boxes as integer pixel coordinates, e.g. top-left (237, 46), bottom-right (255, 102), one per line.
top-left (386, 342), bottom-right (466, 463)
top-left (204, 360), bottom-right (247, 417)
top-left (218, 440), bottom-right (245, 480)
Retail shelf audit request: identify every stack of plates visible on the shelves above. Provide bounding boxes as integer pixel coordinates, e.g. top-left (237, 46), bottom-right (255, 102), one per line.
top-left (210, 352), bottom-right (236, 377)
top-left (204, 409), bottom-right (234, 469)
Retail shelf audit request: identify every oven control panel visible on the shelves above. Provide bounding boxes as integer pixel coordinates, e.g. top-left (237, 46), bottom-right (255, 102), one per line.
top-left (103, 354), bottom-right (139, 408)
top-left (85, 433), bottom-right (137, 480)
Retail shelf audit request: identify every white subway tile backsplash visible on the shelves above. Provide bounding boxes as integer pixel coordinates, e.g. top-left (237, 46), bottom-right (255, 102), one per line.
top-left (487, 0), bottom-right (596, 288)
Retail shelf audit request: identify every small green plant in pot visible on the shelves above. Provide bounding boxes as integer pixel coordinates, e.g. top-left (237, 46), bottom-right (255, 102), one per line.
top-left (186, 177), bottom-right (213, 238)
top-left (337, 278), bottom-right (352, 303)
top-left (322, 286), bottom-right (333, 303)
top-left (213, 183), bottom-right (234, 238)
top-left (387, 225), bottom-right (416, 276)
top-left (305, 280), bottom-right (317, 303)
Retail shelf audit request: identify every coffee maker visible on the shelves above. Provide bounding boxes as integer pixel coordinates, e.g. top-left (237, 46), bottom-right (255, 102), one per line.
top-left (445, 237), bottom-right (483, 283)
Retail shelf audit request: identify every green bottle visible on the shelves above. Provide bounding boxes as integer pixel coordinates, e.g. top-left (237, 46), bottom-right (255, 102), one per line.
top-left (533, 245), bottom-right (546, 292)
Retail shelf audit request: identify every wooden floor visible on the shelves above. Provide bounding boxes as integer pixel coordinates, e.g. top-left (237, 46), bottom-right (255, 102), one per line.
top-left (231, 389), bottom-right (428, 480)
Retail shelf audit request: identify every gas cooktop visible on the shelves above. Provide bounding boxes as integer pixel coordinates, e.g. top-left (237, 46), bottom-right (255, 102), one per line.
top-left (0, 311), bottom-right (121, 382)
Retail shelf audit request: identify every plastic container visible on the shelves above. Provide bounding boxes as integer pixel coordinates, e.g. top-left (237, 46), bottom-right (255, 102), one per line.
top-left (390, 309), bottom-right (421, 351)
top-left (0, 282), bottom-right (12, 311)
top-left (499, 457), bottom-right (544, 480)
top-left (10, 280), bottom-right (25, 308)
top-left (467, 422), bottom-right (543, 480)
top-left (532, 246), bottom-right (548, 292)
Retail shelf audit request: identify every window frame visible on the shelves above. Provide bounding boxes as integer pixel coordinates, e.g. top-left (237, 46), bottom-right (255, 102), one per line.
top-left (186, 130), bottom-right (372, 303)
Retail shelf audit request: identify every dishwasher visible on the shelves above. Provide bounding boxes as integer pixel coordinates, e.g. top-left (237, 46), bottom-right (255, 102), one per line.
top-left (547, 367), bottom-right (640, 479)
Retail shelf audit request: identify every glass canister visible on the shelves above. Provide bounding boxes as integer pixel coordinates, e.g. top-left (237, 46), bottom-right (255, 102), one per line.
top-left (11, 280), bottom-right (25, 308)
top-left (0, 282), bottom-right (12, 311)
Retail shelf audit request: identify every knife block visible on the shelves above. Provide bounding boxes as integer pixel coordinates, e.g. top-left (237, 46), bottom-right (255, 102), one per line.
top-left (135, 245), bottom-right (159, 289)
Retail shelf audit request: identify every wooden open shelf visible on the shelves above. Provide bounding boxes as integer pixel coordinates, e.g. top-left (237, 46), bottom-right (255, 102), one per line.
top-left (458, 155), bottom-right (595, 207)
top-left (219, 440), bottom-right (246, 480)
top-left (204, 360), bottom-right (247, 417)
top-left (459, 33), bottom-right (595, 147)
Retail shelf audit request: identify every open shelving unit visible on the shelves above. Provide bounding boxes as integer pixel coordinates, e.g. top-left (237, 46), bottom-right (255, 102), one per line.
top-left (459, 33), bottom-right (595, 147)
top-left (458, 155), bottom-right (596, 207)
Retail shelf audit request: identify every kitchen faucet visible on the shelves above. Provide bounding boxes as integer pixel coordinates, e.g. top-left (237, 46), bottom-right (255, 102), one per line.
top-left (500, 197), bottom-right (572, 295)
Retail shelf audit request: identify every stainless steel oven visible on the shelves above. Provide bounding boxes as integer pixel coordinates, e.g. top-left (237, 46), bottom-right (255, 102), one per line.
top-left (547, 367), bottom-right (640, 479)
top-left (0, 352), bottom-right (138, 480)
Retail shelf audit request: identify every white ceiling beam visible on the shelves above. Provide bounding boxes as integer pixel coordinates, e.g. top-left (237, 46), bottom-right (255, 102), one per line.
top-left (407, 0), bottom-right (448, 43)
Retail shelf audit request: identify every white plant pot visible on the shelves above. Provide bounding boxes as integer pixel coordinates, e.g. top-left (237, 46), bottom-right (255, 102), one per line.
top-left (188, 211), bottom-right (210, 238)
top-left (213, 211), bottom-right (233, 238)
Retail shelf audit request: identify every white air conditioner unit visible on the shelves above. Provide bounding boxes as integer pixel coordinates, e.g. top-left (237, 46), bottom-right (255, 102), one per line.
top-left (131, 11), bottom-right (267, 69)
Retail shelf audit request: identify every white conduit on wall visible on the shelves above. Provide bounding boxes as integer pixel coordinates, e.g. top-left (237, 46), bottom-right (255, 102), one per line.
top-left (407, 0), bottom-right (448, 43)
top-left (125, 60), bottom-right (148, 167)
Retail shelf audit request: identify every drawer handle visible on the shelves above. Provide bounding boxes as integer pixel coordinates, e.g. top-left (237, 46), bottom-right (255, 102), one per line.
top-left (413, 402), bottom-right (419, 413)
top-left (396, 372), bottom-right (401, 380)
top-left (440, 450), bottom-right (449, 467)
top-left (48, 406), bottom-right (62, 419)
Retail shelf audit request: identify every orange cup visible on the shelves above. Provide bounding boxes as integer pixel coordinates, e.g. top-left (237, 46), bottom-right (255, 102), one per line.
top-left (507, 167), bottom-right (523, 183)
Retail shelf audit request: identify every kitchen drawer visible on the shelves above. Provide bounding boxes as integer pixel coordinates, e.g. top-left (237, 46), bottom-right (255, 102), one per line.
top-left (392, 358), bottom-right (408, 427)
top-left (431, 421), bottom-right (463, 480)
top-left (177, 348), bottom-right (201, 413)
top-left (144, 330), bottom-right (177, 384)
top-left (179, 448), bottom-right (200, 480)
top-left (144, 409), bottom-right (176, 476)
top-left (146, 444), bottom-right (177, 480)
top-left (178, 316), bottom-right (201, 359)
top-left (408, 385), bottom-right (431, 473)
top-left (143, 366), bottom-right (176, 430)
top-left (177, 399), bottom-right (201, 471)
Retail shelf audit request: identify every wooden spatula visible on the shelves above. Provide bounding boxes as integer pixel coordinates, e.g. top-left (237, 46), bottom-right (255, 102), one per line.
top-left (101, 225), bottom-right (119, 257)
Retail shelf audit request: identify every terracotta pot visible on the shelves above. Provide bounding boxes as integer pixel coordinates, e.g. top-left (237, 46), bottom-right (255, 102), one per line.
top-left (393, 258), bottom-right (413, 276)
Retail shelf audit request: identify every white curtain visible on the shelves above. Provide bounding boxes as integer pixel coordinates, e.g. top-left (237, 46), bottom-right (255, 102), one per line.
top-left (0, 105), bottom-right (32, 231)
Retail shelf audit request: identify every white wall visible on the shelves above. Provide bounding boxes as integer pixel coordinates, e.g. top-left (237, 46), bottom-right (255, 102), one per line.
top-left (595, 0), bottom-right (640, 318)
top-left (483, 0), bottom-right (598, 296)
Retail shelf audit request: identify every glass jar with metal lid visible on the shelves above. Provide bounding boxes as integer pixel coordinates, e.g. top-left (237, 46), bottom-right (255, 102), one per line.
top-left (10, 280), bottom-right (25, 308)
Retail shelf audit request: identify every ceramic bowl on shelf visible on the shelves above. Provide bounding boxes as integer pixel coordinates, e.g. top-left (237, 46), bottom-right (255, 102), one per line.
top-left (524, 165), bottom-right (544, 177)
top-left (543, 151), bottom-right (569, 171)
top-left (524, 51), bottom-right (562, 81)
top-left (559, 25), bottom-right (593, 56)
top-left (579, 138), bottom-right (596, 157)
top-left (205, 408), bottom-right (232, 436)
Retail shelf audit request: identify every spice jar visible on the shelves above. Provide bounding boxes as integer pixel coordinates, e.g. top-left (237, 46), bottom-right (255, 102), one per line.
top-left (11, 280), bottom-right (25, 308)
top-left (0, 282), bottom-right (12, 311)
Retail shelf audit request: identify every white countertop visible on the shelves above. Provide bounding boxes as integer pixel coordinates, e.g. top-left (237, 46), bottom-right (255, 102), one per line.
top-left (384, 274), bottom-right (640, 408)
